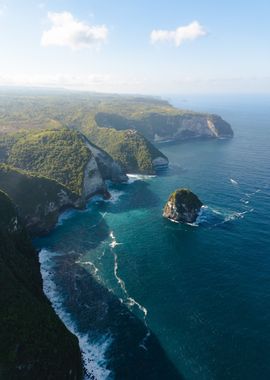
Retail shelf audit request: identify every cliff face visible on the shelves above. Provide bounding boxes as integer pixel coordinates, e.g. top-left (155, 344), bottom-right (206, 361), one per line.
top-left (95, 111), bottom-right (233, 143)
top-left (0, 190), bottom-right (83, 379)
top-left (81, 137), bottom-right (127, 201)
top-left (83, 137), bottom-right (128, 183)
top-left (84, 126), bottom-right (169, 175)
top-left (3, 129), bottom-right (126, 198)
top-left (0, 164), bottom-right (81, 235)
top-left (163, 189), bottom-right (203, 224)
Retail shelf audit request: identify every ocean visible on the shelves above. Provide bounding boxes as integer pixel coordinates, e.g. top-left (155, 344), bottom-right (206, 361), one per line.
top-left (35, 95), bottom-right (270, 380)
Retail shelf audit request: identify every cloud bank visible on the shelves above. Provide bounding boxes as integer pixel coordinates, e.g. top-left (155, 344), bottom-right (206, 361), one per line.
top-left (41, 11), bottom-right (108, 49)
top-left (150, 21), bottom-right (207, 47)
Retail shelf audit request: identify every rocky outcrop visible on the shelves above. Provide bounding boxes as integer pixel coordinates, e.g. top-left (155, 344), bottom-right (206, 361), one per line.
top-left (0, 164), bottom-right (81, 235)
top-left (0, 129), bottom-right (129, 233)
top-left (163, 188), bottom-right (203, 224)
top-left (95, 111), bottom-right (233, 143)
top-left (82, 154), bottom-right (107, 200)
top-left (0, 190), bottom-right (83, 379)
top-left (85, 126), bottom-right (169, 175)
top-left (82, 137), bottom-right (128, 184)
top-left (152, 156), bottom-right (169, 171)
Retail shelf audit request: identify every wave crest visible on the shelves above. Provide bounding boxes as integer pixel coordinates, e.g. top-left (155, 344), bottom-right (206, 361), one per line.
top-left (39, 249), bottom-right (112, 380)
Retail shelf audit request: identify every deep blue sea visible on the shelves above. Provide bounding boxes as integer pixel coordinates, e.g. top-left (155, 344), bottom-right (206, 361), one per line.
top-left (35, 95), bottom-right (270, 380)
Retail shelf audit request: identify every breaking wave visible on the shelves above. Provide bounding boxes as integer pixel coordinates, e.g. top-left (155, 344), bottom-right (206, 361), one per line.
top-left (57, 209), bottom-right (77, 226)
top-left (109, 231), bottom-right (151, 349)
top-left (127, 174), bottom-right (156, 184)
top-left (39, 249), bottom-right (112, 380)
top-left (195, 205), bottom-right (254, 228)
top-left (230, 178), bottom-right (239, 185)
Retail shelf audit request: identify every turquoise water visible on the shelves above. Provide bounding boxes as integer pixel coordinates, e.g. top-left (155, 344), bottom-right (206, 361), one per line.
top-left (36, 95), bottom-right (270, 380)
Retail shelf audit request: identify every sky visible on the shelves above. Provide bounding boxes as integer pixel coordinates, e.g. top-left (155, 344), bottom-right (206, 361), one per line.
top-left (0, 0), bottom-right (270, 94)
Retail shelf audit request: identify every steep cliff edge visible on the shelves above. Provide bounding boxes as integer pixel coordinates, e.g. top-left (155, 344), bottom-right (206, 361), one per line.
top-left (0, 129), bottom-right (127, 201)
top-left (0, 129), bottom-right (129, 233)
top-left (84, 127), bottom-right (169, 174)
top-left (95, 111), bottom-right (233, 143)
top-left (82, 137), bottom-right (128, 183)
top-left (0, 190), bottom-right (82, 379)
top-left (0, 164), bottom-right (81, 235)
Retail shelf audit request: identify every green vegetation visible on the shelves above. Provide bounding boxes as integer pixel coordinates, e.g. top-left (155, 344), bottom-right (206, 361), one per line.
top-left (2, 129), bottom-right (91, 195)
top-left (84, 126), bottom-right (167, 174)
top-left (0, 190), bottom-right (82, 379)
top-left (0, 91), bottom-right (173, 132)
top-left (0, 90), bottom-right (233, 176)
top-left (170, 189), bottom-right (203, 210)
top-left (0, 164), bottom-right (79, 234)
top-left (94, 110), bottom-right (233, 141)
top-left (0, 91), bottom-right (171, 174)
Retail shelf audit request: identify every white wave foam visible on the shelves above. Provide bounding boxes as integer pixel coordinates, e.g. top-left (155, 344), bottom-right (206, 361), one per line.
top-left (57, 209), bottom-right (77, 226)
top-left (230, 178), bottom-right (238, 185)
top-left (194, 205), bottom-right (211, 225)
top-left (106, 190), bottom-right (124, 204)
top-left (99, 249), bottom-right (106, 260)
top-left (112, 251), bottom-right (148, 320)
top-left (127, 174), bottom-right (156, 184)
top-left (109, 232), bottom-right (150, 349)
top-left (76, 260), bottom-right (99, 277)
top-left (39, 249), bottom-right (112, 380)
top-left (195, 204), bottom-right (254, 228)
top-left (245, 189), bottom-right (261, 198)
top-left (109, 231), bottom-right (123, 248)
top-left (240, 198), bottom-right (250, 204)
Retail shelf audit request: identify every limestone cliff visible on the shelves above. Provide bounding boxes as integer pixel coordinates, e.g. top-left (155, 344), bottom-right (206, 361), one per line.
top-left (0, 164), bottom-right (81, 235)
top-left (83, 136), bottom-right (128, 195)
top-left (84, 126), bottom-right (169, 175)
top-left (95, 111), bottom-right (233, 143)
top-left (5, 129), bottom-right (127, 199)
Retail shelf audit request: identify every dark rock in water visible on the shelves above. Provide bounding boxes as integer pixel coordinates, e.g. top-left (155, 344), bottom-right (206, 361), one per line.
top-left (163, 188), bottom-right (203, 224)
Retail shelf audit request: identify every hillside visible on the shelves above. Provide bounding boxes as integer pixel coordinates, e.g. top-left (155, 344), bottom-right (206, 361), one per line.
top-left (6, 129), bottom-right (91, 196)
top-left (0, 190), bottom-right (82, 379)
top-left (84, 126), bottom-right (168, 174)
top-left (94, 110), bottom-right (233, 142)
top-left (0, 91), bottom-right (233, 173)
top-left (0, 128), bottom-right (167, 178)
top-left (0, 91), bottom-right (233, 141)
top-left (0, 128), bottom-right (128, 198)
top-left (0, 164), bottom-right (80, 235)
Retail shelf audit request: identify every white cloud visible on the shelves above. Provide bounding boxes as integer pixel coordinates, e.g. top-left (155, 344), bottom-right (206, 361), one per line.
top-left (150, 21), bottom-right (207, 47)
top-left (0, 3), bottom-right (7, 16)
top-left (41, 11), bottom-right (108, 49)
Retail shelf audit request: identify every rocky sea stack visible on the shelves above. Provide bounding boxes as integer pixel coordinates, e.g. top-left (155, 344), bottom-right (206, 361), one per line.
top-left (163, 188), bottom-right (203, 224)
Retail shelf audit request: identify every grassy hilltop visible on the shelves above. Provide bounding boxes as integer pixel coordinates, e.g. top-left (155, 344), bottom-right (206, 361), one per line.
top-left (0, 128), bottom-right (91, 195)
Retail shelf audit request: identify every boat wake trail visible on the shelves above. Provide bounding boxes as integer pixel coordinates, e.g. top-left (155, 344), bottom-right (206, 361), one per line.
top-left (109, 231), bottom-right (151, 349)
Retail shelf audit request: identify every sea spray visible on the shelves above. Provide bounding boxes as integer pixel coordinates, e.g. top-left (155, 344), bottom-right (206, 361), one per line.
top-left (39, 249), bottom-right (112, 380)
top-left (109, 231), bottom-right (151, 349)
top-left (127, 174), bottom-right (156, 184)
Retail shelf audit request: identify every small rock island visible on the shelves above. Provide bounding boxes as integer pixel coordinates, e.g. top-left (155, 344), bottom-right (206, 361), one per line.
top-left (163, 188), bottom-right (203, 224)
